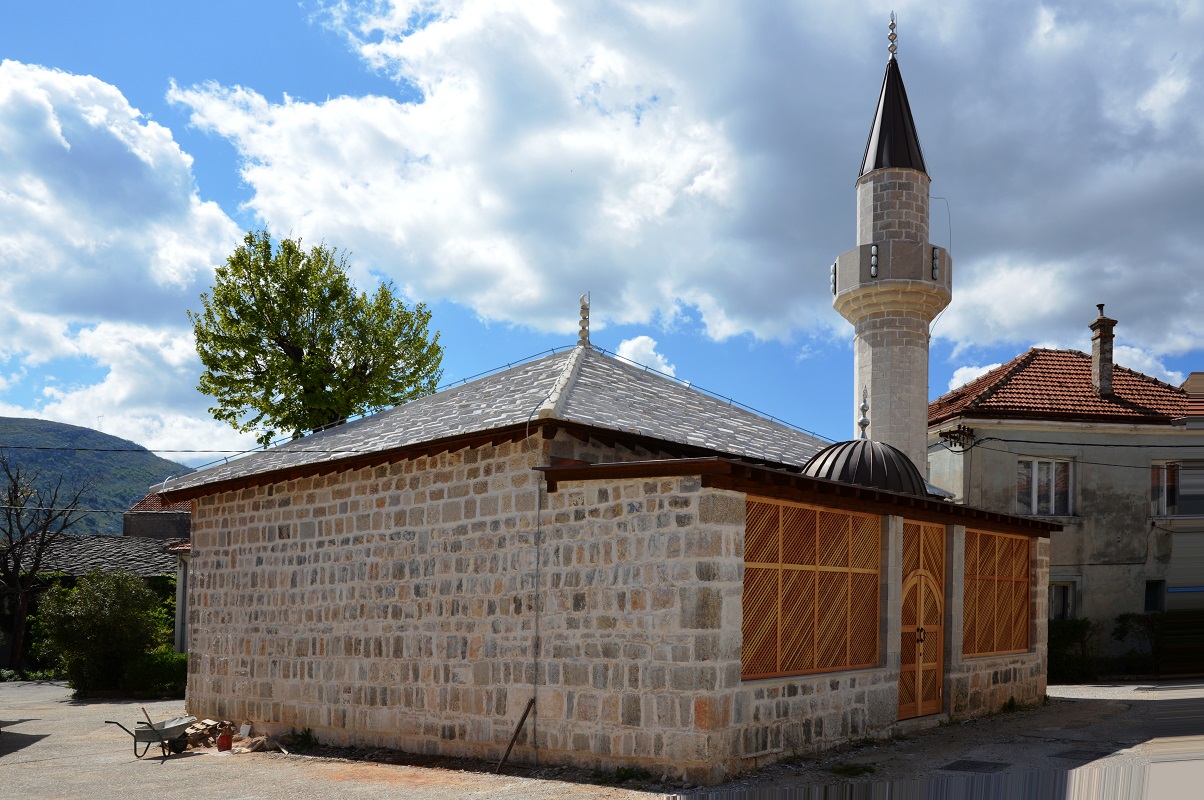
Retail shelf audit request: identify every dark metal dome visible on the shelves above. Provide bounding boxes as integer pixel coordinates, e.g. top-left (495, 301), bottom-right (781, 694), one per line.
top-left (802, 439), bottom-right (927, 497)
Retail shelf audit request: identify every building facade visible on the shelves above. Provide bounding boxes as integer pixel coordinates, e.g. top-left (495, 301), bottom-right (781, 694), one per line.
top-left (929, 309), bottom-right (1204, 630)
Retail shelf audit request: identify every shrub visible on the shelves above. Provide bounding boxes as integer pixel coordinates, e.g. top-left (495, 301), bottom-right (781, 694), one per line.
top-left (1112, 612), bottom-right (1163, 676)
top-left (1047, 618), bottom-right (1097, 683)
top-left (121, 646), bottom-right (188, 697)
top-left (36, 570), bottom-right (163, 696)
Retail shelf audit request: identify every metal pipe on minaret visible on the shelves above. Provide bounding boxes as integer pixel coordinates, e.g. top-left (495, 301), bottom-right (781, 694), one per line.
top-left (830, 17), bottom-right (952, 469)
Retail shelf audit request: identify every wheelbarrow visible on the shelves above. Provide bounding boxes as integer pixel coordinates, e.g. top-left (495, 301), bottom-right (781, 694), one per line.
top-left (106, 708), bottom-right (197, 758)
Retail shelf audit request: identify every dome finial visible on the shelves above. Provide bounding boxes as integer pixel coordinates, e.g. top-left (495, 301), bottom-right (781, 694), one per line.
top-left (858, 387), bottom-right (870, 439)
top-left (888, 12), bottom-right (898, 59)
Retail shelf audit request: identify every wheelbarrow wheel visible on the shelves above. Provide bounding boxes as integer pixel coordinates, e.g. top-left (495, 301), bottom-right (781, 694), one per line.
top-left (168, 734), bottom-right (188, 754)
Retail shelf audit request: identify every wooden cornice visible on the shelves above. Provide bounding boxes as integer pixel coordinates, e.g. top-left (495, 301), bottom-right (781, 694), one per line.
top-left (539, 458), bottom-right (1059, 538)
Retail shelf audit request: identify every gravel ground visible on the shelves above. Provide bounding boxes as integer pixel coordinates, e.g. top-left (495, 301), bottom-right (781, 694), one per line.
top-left (2, 680), bottom-right (1201, 799)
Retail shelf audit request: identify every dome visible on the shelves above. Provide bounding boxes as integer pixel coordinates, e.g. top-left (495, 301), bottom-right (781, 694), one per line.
top-left (802, 439), bottom-right (927, 497)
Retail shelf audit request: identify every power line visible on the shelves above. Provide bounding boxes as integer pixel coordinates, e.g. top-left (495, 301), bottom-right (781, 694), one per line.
top-left (0, 504), bottom-right (126, 514)
top-left (932, 439), bottom-right (1204, 474)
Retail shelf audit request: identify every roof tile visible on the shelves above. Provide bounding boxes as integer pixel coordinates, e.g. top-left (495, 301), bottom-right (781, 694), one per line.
top-left (929, 348), bottom-right (1187, 426)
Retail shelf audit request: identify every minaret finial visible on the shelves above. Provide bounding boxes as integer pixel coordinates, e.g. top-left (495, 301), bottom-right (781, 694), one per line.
top-left (888, 12), bottom-right (898, 59)
top-left (577, 293), bottom-right (590, 347)
top-left (858, 387), bottom-right (870, 439)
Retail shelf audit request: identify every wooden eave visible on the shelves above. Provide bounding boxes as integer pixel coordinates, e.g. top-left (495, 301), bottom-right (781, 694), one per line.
top-left (158, 419), bottom-right (810, 504)
top-left (929, 406), bottom-right (1179, 429)
top-left (539, 458), bottom-right (1059, 538)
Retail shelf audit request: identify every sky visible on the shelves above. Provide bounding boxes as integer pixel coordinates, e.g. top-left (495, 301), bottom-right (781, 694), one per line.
top-left (0, 0), bottom-right (1200, 471)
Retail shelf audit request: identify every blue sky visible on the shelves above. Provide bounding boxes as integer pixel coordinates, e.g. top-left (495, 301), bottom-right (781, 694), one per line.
top-left (1, 1), bottom-right (1200, 468)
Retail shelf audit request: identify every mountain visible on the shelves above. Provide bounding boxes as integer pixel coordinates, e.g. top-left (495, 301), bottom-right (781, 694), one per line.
top-left (0, 418), bottom-right (192, 536)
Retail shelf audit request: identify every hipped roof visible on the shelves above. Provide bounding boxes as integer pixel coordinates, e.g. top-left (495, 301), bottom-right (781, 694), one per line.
top-left (161, 346), bottom-right (827, 501)
top-left (12, 534), bottom-right (183, 577)
top-left (929, 348), bottom-right (1188, 427)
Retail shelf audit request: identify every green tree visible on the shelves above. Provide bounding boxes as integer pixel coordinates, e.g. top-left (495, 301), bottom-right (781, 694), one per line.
top-left (37, 570), bottom-right (163, 695)
top-left (190, 230), bottom-right (444, 447)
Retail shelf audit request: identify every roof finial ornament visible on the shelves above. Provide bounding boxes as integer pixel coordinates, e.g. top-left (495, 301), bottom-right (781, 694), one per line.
top-left (577, 293), bottom-right (591, 347)
top-left (888, 12), bottom-right (898, 59)
top-left (858, 387), bottom-right (871, 439)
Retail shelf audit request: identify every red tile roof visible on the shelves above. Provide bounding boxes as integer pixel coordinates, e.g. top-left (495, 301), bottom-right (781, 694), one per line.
top-left (128, 491), bottom-right (191, 512)
top-left (929, 348), bottom-right (1188, 427)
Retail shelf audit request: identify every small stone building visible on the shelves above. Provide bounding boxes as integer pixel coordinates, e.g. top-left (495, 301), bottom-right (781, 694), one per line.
top-left (161, 345), bottom-right (1054, 784)
top-left (123, 491), bottom-right (192, 540)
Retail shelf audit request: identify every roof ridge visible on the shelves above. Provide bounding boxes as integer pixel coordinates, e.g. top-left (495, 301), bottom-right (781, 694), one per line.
top-left (534, 345), bottom-right (588, 420)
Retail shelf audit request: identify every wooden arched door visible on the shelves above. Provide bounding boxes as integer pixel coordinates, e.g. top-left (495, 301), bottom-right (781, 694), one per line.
top-left (899, 522), bottom-right (945, 720)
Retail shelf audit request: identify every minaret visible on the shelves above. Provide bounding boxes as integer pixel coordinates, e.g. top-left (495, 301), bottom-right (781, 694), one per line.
top-left (830, 17), bottom-right (951, 470)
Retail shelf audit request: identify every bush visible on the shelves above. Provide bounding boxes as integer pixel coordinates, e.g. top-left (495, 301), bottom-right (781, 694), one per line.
top-left (36, 570), bottom-right (164, 696)
top-left (1047, 618), bottom-right (1097, 683)
top-left (1112, 612), bottom-right (1163, 676)
top-left (121, 646), bottom-right (188, 697)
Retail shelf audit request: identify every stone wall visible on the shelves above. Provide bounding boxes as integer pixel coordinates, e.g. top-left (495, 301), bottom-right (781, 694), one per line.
top-left (535, 478), bottom-right (745, 784)
top-left (856, 167), bottom-right (930, 245)
top-left (185, 430), bottom-right (743, 782)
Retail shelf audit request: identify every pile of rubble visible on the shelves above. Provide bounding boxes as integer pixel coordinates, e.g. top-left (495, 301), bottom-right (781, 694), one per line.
top-left (184, 719), bottom-right (290, 754)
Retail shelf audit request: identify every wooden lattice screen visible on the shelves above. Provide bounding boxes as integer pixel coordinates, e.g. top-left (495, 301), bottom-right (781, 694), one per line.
top-left (742, 498), bottom-right (880, 680)
top-left (963, 530), bottom-right (1032, 657)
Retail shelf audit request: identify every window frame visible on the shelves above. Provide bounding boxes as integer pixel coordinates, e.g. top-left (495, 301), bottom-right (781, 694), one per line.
top-left (1151, 461), bottom-right (1204, 517)
top-left (1048, 580), bottom-right (1076, 621)
top-left (741, 498), bottom-right (882, 681)
top-left (1016, 457), bottom-right (1074, 516)
top-left (963, 529), bottom-right (1033, 658)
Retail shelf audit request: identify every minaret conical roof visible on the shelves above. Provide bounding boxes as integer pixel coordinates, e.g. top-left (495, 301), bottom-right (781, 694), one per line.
top-left (859, 56), bottom-right (927, 176)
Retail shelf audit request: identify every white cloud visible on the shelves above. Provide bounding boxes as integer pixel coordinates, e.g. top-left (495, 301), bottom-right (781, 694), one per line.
top-left (1113, 345), bottom-right (1184, 387)
top-left (948, 363), bottom-right (1001, 392)
top-left (161, 1), bottom-right (1204, 371)
top-left (169, 2), bottom-right (835, 341)
top-left (0, 61), bottom-right (246, 460)
top-left (615, 335), bottom-right (675, 376)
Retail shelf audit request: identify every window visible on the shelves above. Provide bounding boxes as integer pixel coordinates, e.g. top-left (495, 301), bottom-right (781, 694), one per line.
top-left (1144, 581), bottom-right (1166, 613)
top-left (742, 499), bottom-right (880, 680)
top-left (1016, 459), bottom-right (1072, 515)
top-left (1049, 582), bottom-right (1075, 620)
top-left (1151, 463), bottom-right (1204, 516)
top-left (964, 530), bottom-right (1031, 656)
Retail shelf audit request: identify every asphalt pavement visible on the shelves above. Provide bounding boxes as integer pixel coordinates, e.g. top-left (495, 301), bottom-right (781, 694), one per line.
top-left (2, 680), bottom-right (1201, 799)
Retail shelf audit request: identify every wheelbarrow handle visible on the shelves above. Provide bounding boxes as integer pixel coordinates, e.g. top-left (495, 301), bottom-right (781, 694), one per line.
top-left (105, 721), bottom-right (134, 737)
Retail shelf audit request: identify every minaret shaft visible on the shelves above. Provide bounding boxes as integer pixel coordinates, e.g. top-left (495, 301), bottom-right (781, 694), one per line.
top-left (831, 48), bottom-right (950, 471)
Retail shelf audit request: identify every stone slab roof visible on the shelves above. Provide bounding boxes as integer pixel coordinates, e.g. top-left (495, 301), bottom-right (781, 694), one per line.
top-left (929, 348), bottom-right (1187, 427)
top-left (162, 346), bottom-right (826, 496)
top-left (17, 534), bottom-right (183, 577)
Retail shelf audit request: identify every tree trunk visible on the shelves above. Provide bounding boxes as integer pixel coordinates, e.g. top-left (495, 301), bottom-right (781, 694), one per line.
top-left (7, 590), bottom-right (29, 670)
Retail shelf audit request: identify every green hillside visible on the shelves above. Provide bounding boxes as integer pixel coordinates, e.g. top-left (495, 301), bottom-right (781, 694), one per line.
top-left (0, 418), bottom-right (192, 536)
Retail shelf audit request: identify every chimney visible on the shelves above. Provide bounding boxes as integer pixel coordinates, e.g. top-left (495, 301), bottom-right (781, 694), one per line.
top-left (1089, 304), bottom-right (1117, 395)
top-left (1182, 372), bottom-right (1204, 429)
